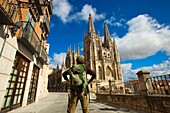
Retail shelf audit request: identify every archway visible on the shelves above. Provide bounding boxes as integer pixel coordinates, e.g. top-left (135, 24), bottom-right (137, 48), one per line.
top-left (106, 66), bottom-right (113, 80)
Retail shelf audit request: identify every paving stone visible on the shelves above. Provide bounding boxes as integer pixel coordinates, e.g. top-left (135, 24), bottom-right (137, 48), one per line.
top-left (9, 93), bottom-right (143, 113)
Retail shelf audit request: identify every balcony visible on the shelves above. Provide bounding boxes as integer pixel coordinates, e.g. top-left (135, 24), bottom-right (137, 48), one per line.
top-left (19, 21), bottom-right (41, 54)
top-left (28, 0), bottom-right (44, 15)
top-left (0, 0), bottom-right (18, 25)
top-left (34, 0), bottom-right (44, 15)
top-left (30, 5), bottom-right (40, 22)
top-left (47, 0), bottom-right (52, 15)
top-left (43, 14), bottom-right (50, 34)
top-left (37, 45), bottom-right (48, 64)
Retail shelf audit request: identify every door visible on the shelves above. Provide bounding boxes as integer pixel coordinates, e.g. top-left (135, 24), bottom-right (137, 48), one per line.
top-left (27, 65), bottom-right (39, 105)
top-left (1, 53), bottom-right (29, 112)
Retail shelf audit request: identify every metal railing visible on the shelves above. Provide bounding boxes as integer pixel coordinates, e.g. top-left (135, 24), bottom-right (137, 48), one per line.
top-left (146, 74), bottom-right (170, 95)
top-left (30, 0), bottom-right (44, 15)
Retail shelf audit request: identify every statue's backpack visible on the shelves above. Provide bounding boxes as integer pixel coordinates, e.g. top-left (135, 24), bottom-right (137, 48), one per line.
top-left (69, 64), bottom-right (88, 92)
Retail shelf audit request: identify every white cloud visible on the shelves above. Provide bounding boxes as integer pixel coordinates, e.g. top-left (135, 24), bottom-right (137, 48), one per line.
top-left (70, 4), bottom-right (105, 22)
top-left (105, 16), bottom-right (126, 27)
top-left (52, 0), bottom-right (72, 23)
top-left (81, 48), bottom-right (83, 52)
top-left (50, 52), bottom-right (66, 68)
top-left (121, 59), bottom-right (170, 82)
top-left (121, 63), bottom-right (138, 82)
top-left (115, 14), bottom-right (170, 61)
top-left (136, 60), bottom-right (170, 76)
top-left (52, 0), bottom-right (105, 23)
top-left (105, 16), bottom-right (115, 26)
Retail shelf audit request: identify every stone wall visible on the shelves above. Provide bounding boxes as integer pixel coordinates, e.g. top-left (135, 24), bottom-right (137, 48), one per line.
top-left (96, 93), bottom-right (170, 113)
top-left (96, 70), bottom-right (170, 113)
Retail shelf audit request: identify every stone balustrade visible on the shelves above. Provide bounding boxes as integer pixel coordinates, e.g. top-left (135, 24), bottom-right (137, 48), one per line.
top-left (96, 70), bottom-right (170, 113)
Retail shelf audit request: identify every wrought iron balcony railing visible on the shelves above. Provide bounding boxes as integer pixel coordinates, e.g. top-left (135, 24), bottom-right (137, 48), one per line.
top-left (0, 0), bottom-right (18, 25)
top-left (43, 14), bottom-right (50, 34)
top-left (29, 0), bottom-right (44, 15)
top-left (19, 21), bottom-right (41, 54)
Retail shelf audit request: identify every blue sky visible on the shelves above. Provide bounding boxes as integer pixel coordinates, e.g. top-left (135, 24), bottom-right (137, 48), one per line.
top-left (47, 0), bottom-right (170, 82)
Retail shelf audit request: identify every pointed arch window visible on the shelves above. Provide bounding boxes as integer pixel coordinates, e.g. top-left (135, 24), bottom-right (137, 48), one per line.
top-left (106, 66), bottom-right (113, 80)
top-left (98, 50), bottom-right (101, 60)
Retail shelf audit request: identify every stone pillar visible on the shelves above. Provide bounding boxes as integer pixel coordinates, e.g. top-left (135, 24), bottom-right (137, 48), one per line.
top-left (39, 64), bottom-right (50, 99)
top-left (136, 70), bottom-right (153, 95)
top-left (108, 80), bottom-right (115, 94)
top-left (96, 83), bottom-right (100, 93)
top-left (36, 68), bottom-right (43, 102)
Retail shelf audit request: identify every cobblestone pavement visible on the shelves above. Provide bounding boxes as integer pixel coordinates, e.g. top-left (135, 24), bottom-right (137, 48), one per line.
top-left (9, 93), bottom-right (143, 113)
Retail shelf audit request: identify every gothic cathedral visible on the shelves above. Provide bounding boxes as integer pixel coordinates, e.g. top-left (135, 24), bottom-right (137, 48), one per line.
top-left (84, 14), bottom-right (124, 93)
top-left (65, 14), bottom-right (124, 93)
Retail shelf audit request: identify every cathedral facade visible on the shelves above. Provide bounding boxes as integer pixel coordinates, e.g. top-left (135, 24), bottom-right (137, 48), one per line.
top-left (84, 14), bottom-right (124, 93)
top-left (65, 46), bottom-right (80, 68)
top-left (64, 14), bottom-right (124, 93)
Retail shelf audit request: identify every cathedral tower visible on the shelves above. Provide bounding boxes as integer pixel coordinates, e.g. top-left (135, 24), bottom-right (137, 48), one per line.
top-left (84, 14), bottom-right (124, 93)
top-left (65, 45), bottom-right (79, 68)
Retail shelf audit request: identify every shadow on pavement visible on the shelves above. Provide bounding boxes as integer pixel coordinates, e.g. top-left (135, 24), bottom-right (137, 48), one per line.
top-left (89, 99), bottom-right (144, 113)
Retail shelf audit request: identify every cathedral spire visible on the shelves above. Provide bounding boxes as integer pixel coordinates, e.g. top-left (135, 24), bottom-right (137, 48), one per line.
top-left (70, 44), bottom-right (72, 53)
top-left (62, 58), bottom-right (65, 68)
top-left (67, 47), bottom-right (70, 54)
top-left (98, 30), bottom-right (100, 37)
top-left (88, 14), bottom-right (96, 34)
top-left (56, 64), bottom-right (59, 69)
top-left (74, 44), bottom-right (76, 53)
top-left (104, 22), bottom-right (111, 48)
top-left (78, 46), bottom-right (80, 55)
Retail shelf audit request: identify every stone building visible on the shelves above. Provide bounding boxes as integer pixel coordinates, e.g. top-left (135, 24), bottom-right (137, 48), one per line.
top-left (48, 64), bottom-right (68, 92)
top-left (84, 14), bottom-right (124, 93)
top-left (0, 0), bottom-right (52, 112)
top-left (65, 45), bottom-right (80, 68)
top-left (63, 14), bottom-right (124, 94)
top-left (47, 14), bottom-right (124, 94)
top-left (48, 45), bottom-right (81, 93)
top-left (124, 80), bottom-right (140, 94)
